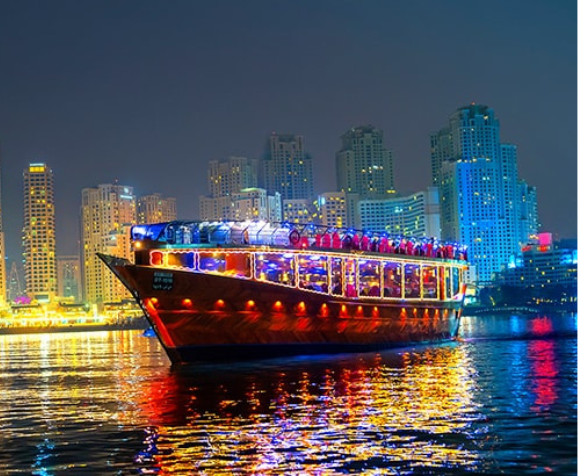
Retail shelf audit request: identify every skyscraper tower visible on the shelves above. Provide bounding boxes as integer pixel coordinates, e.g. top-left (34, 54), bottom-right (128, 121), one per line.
top-left (431, 104), bottom-right (537, 284)
top-left (7, 262), bottom-right (23, 302)
top-left (81, 184), bottom-right (136, 304)
top-left (199, 156), bottom-right (260, 221)
top-left (263, 133), bottom-right (314, 202)
top-left (137, 193), bottom-right (177, 224)
top-left (209, 156), bottom-right (259, 198)
top-left (335, 125), bottom-right (396, 226)
top-left (0, 152), bottom-right (5, 307)
top-left (336, 125), bottom-right (396, 198)
top-left (22, 163), bottom-right (57, 301)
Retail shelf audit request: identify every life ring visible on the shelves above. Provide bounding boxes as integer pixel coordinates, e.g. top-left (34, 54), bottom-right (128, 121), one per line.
top-left (289, 229), bottom-right (300, 246)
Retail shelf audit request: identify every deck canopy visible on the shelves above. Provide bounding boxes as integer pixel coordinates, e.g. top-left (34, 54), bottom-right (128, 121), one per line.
top-left (131, 220), bottom-right (468, 261)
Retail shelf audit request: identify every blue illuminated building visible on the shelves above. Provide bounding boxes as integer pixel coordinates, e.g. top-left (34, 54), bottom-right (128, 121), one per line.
top-left (431, 104), bottom-right (538, 284)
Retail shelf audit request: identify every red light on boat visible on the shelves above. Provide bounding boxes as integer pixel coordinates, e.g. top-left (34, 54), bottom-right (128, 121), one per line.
top-left (413, 308), bottom-right (418, 316)
top-left (296, 301), bottom-right (306, 315)
top-left (215, 299), bottom-right (225, 309)
top-left (400, 308), bottom-right (407, 318)
top-left (339, 304), bottom-right (348, 318)
top-left (182, 298), bottom-right (193, 307)
top-left (372, 306), bottom-right (379, 318)
top-left (319, 303), bottom-right (329, 317)
top-left (150, 251), bottom-right (163, 266)
top-left (245, 300), bottom-right (256, 310)
top-left (145, 297), bottom-right (159, 310)
top-left (356, 305), bottom-right (364, 317)
top-left (273, 301), bottom-right (284, 312)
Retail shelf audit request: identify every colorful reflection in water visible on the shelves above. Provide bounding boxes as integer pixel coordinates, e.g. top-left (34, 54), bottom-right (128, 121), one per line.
top-left (0, 314), bottom-right (575, 475)
top-left (528, 339), bottom-right (558, 410)
top-left (130, 346), bottom-right (486, 474)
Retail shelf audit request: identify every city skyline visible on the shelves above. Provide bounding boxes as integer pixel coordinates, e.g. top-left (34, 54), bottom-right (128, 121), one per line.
top-left (0, 1), bottom-right (575, 263)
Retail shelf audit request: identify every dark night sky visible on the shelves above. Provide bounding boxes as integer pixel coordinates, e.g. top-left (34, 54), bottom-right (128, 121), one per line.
top-left (0, 0), bottom-right (575, 263)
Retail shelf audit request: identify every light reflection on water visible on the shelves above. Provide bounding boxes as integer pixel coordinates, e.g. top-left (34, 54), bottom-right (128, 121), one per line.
top-left (135, 346), bottom-right (484, 474)
top-left (0, 314), bottom-right (575, 475)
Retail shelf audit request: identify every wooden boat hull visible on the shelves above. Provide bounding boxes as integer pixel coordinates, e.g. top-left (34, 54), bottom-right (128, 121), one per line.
top-left (101, 254), bottom-right (463, 364)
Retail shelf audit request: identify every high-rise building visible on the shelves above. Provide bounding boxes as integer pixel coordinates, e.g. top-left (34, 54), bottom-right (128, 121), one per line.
top-left (199, 196), bottom-right (233, 222)
top-left (7, 262), bottom-right (24, 303)
top-left (57, 255), bottom-right (81, 302)
top-left (263, 133), bottom-right (314, 202)
top-left (81, 184), bottom-right (136, 304)
top-left (209, 156), bottom-right (259, 198)
top-left (282, 199), bottom-right (317, 224)
top-left (231, 188), bottom-right (282, 222)
top-left (137, 193), bottom-right (177, 224)
top-left (0, 153), bottom-right (5, 307)
top-left (336, 125), bottom-right (396, 198)
top-left (358, 187), bottom-right (441, 238)
top-left (518, 181), bottom-right (539, 244)
top-left (266, 194), bottom-right (283, 223)
top-left (431, 104), bottom-right (537, 284)
top-left (498, 234), bottom-right (577, 290)
top-left (318, 192), bottom-right (347, 229)
top-left (22, 163), bottom-right (57, 302)
top-left (336, 125), bottom-right (396, 226)
top-left (200, 156), bottom-right (259, 221)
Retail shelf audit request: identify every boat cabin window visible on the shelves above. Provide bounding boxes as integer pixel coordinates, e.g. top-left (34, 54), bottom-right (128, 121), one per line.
top-left (199, 252), bottom-right (226, 273)
top-left (443, 267), bottom-right (452, 299)
top-left (343, 258), bottom-right (357, 297)
top-left (197, 251), bottom-right (251, 277)
top-left (223, 252), bottom-right (251, 277)
top-left (150, 251), bottom-right (163, 266)
top-left (451, 267), bottom-right (461, 298)
top-left (330, 257), bottom-right (343, 296)
top-left (255, 253), bottom-right (295, 286)
top-left (358, 259), bottom-right (381, 297)
top-left (152, 251), bottom-right (194, 269)
top-left (297, 254), bottom-right (328, 292)
top-left (404, 263), bottom-right (421, 298)
top-left (422, 265), bottom-right (438, 299)
top-left (166, 252), bottom-right (182, 267)
top-left (178, 252), bottom-right (195, 269)
top-left (383, 262), bottom-right (402, 297)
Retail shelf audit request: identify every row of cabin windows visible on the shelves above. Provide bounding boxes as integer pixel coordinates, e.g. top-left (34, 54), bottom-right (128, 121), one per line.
top-left (151, 250), bottom-right (463, 301)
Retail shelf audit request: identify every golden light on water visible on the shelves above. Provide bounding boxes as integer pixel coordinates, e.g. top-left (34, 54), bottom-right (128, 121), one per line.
top-left (131, 345), bottom-right (484, 474)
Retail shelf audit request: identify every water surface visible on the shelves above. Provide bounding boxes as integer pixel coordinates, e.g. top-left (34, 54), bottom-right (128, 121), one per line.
top-left (0, 313), bottom-right (576, 475)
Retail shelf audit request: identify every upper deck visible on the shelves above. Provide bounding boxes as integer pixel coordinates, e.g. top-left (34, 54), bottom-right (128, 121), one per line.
top-left (131, 221), bottom-right (468, 303)
top-left (131, 220), bottom-right (467, 261)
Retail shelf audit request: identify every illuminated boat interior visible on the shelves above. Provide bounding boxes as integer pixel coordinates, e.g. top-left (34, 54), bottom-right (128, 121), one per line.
top-left (131, 221), bottom-right (468, 303)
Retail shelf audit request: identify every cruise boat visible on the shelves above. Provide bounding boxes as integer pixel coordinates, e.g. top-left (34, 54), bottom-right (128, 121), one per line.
top-left (99, 220), bottom-right (468, 364)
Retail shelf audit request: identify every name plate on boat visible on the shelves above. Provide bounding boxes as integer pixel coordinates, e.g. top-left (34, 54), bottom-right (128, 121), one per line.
top-left (152, 271), bottom-right (174, 291)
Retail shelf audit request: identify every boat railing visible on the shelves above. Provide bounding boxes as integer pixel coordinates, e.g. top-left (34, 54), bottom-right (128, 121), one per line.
top-left (131, 220), bottom-right (468, 261)
top-left (142, 247), bottom-right (467, 302)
